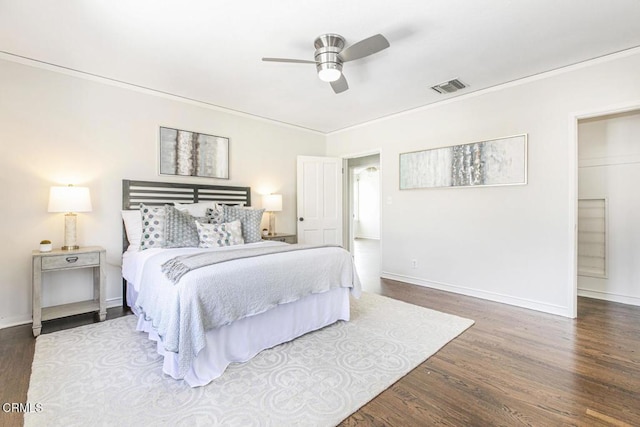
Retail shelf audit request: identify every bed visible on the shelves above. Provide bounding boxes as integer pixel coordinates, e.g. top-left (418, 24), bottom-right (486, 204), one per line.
top-left (121, 180), bottom-right (361, 387)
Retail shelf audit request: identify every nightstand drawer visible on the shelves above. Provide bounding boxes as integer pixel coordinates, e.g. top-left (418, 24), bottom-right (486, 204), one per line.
top-left (41, 252), bottom-right (100, 270)
top-left (262, 233), bottom-right (297, 244)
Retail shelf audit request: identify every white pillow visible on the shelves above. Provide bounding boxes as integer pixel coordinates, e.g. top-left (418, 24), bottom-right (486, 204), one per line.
top-left (174, 201), bottom-right (219, 217)
top-left (196, 220), bottom-right (244, 247)
top-left (121, 210), bottom-right (142, 251)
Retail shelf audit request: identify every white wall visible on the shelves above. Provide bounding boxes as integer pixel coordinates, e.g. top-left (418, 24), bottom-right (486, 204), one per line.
top-left (327, 50), bottom-right (640, 317)
top-left (0, 58), bottom-right (325, 328)
top-left (578, 111), bottom-right (640, 306)
top-left (354, 169), bottom-right (380, 239)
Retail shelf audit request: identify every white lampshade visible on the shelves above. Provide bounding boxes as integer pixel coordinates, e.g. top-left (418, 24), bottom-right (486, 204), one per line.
top-left (262, 194), bottom-right (282, 212)
top-left (48, 186), bottom-right (92, 213)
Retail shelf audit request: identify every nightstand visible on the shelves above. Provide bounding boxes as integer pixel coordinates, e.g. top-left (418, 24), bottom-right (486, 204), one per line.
top-left (32, 246), bottom-right (106, 337)
top-left (262, 233), bottom-right (297, 244)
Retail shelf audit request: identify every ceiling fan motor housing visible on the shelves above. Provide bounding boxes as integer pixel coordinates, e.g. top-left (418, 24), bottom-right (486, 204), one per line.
top-left (314, 34), bottom-right (345, 79)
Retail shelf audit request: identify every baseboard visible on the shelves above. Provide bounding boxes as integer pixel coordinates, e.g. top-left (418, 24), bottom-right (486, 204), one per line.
top-left (578, 288), bottom-right (640, 306)
top-left (381, 272), bottom-right (572, 317)
top-left (107, 297), bottom-right (123, 308)
top-left (0, 297), bottom-right (126, 331)
top-left (0, 315), bottom-right (32, 330)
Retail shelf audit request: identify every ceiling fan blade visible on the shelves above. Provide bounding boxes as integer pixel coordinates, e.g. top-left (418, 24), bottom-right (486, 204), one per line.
top-left (330, 74), bottom-right (349, 94)
top-left (262, 57), bottom-right (316, 64)
top-left (339, 34), bottom-right (390, 62)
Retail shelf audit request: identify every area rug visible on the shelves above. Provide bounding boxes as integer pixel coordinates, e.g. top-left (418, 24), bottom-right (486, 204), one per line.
top-left (25, 293), bottom-right (473, 426)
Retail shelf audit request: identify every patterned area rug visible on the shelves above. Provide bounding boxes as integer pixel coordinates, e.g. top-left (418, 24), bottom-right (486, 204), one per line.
top-left (26, 293), bottom-right (473, 426)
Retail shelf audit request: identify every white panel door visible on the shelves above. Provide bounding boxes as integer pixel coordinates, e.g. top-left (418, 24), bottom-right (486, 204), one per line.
top-left (297, 156), bottom-right (343, 246)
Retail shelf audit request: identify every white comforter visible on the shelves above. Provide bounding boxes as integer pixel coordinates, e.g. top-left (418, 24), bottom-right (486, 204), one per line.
top-left (125, 241), bottom-right (361, 378)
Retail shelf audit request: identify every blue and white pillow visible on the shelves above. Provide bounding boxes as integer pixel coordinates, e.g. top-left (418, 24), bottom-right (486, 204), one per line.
top-left (205, 206), bottom-right (224, 225)
top-left (164, 206), bottom-right (200, 248)
top-left (139, 203), bottom-right (166, 250)
top-left (222, 205), bottom-right (265, 243)
top-left (196, 220), bottom-right (244, 247)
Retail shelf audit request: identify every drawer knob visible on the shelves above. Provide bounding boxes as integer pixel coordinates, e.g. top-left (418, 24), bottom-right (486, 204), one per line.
top-left (66, 257), bottom-right (79, 263)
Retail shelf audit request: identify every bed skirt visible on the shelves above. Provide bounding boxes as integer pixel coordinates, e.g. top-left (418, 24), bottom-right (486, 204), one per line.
top-left (128, 285), bottom-right (350, 387)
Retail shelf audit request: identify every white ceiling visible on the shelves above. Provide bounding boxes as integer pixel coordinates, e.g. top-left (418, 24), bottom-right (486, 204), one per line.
top-left (2, 0), bottom-right (640, 133)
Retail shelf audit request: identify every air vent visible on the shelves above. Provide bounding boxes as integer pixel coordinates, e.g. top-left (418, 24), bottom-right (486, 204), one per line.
top-left (431, 79), bottom-right (467, 94)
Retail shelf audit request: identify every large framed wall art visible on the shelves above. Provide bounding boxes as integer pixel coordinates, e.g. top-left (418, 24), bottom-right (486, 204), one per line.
top-left (399, 134), bottom-right (527, 190)
top-left (159, 126), bottom-right (230, 179)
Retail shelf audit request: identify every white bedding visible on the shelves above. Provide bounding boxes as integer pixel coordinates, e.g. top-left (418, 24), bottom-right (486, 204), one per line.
top-left (130, 285), bottom-right (350, 386)
top-left (122, 241), bottom-right (361, 387)
top-left (122, 241), bottom-right (275, 290)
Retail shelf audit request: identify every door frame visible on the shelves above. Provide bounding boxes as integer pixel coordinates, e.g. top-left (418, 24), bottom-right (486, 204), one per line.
top-left (341, 149), bottom-right (382, 254)
top-left (569, 100), bottom-right (640, 318)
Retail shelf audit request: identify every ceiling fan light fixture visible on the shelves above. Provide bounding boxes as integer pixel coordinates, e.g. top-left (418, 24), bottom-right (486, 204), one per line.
top-left (263, 32), bottom-right (389, 93)
top-left (318, 67), bottom-right (341, 83)
top-left (317, 62), bottom-right (342, 82)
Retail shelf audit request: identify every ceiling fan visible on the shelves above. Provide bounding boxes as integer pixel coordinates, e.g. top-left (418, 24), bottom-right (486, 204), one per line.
top-left (262, 33), bottom-right (390, 94)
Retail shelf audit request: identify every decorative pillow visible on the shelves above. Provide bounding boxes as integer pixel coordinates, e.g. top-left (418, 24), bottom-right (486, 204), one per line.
top-left (223, 205), bottom-right (265, 243)
top-left (196, 220), bottom-right (244, 247)
top-left (121, 210), bottom-right (142, 251)
top-left (205, 206), bottom-right (224, 224)
top-left (164, 206), bottom-right (200, 248)
top-left (139, 203), bottom-right (166, 250)
top-left (174, 201), bottom-right (219, 217)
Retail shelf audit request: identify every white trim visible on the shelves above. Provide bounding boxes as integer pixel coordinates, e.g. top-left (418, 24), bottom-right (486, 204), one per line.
top-left (0, 315), bottom-right (32, 330)
top-left (340, 148), bottom-right (383, 160)
top-left (0, 51), bottom-right (324, 136)
top-left (329, 46), bottom-right (640, 135)
top-left (381, 272), bottom-right (572, 317)
top-left (568, 117), bottom-right (579, 318)
top-left (573, 103), bottom-right (640, 121)
top-left (107, 297), bottom-right (123, 308)
top-left (570, 101), bottom-right (640, 319)
top-left (342, 150), bottom-right (382, 255)
top-left (0, 298), bottom-right (123, 331)
top-left (577, 288), bottom-right (640, 307)
top-left (353, 235), bottom-right (380, 241)
top-left (579, 154), bottom-right (640, 168)
top-left (5, 45), bottom-right (640, 137)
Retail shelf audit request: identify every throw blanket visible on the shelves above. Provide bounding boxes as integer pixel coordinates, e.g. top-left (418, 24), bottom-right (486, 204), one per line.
top-left (162, 244), bottom-right (338, 284)
top-left (133, 243), bottom-right (361, 377)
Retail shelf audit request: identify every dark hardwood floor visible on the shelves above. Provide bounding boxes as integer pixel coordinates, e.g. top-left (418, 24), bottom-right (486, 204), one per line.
top-left (1, 280), bottom-right (639, 426)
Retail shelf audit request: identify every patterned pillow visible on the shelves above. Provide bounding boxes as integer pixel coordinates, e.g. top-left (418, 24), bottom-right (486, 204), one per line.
top-left (222, 205), bottom-right (265, 243)
top-left (205, 206), bottom-right (224, 224)
top-left (164, 206), bottom-right (200, 248)
top-left (196, 220), bottom-right (244, 247)
top-left (139, 203), bottom-right (166, 250)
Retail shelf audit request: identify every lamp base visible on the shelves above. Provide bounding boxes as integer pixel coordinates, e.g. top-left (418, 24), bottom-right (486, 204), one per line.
top-left (63, 213), bottom-right (79, 250)
top-left (268, 211), bottom-right (276, 236)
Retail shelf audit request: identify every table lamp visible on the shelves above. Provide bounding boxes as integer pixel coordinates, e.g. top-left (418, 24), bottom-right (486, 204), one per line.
top-left (48, 185), bottom-right (92, 250)
top-left (262, 194), bottom-right (282, 236)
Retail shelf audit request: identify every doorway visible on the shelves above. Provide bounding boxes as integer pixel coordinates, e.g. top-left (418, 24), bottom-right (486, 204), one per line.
top-left (576, 109), bottom-right (640, 308)
top-left (345, 153), bottom-right (381, 293)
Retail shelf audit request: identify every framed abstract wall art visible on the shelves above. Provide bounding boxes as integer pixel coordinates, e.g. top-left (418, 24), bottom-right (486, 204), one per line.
top-left (159, 126), bottom-right (229, 179)
top-left (399, 134), bottom-right (527, 190)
